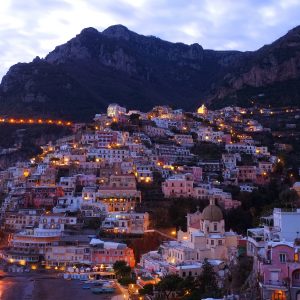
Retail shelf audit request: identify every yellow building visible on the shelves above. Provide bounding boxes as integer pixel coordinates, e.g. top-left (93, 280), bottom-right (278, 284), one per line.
top-left (197, 104), bottom-right (208, 115)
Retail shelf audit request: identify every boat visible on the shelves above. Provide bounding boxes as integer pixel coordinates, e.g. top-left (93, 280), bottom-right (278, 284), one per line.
top-left (91, 288), bottom-right (104, 294)
top-left (82, 284), bottom-right (91, 289)
top-left (93, 282), bottom-right (103, 287)
top-left (102, 287), bottom-right (115, 293)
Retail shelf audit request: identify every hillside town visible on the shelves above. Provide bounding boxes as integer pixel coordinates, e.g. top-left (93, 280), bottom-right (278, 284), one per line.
top-left (0, 103), bottom-right (300, 300)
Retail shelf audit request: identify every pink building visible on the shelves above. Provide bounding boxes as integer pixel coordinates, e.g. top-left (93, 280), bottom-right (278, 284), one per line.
top-left (209, 188), bottom-right (241, 210)
top-left (162, 173), bottom-right (194, 198)
top-left (76, 174), bottom-right (96, 186)
top-left (248, 208), bottom-right (300, 300)
top-left (26, 187), bottom-right (64, 209)
top-left (176, 166), bottom-right (202, 182)
top-left (90, 238), bottom-right (135, 268)
top-left (237, 166), bottom-right (257, 182)
top-left (255, 173), bottom-right (271, 185)
top-left (190, 167), bottom-right (202, 182)
top-left (222, 134), bottom-right (232, 144)
top-left (216, 197), bottom-right (241, 210)
top-left (258, 241), bottom-right (300, 300)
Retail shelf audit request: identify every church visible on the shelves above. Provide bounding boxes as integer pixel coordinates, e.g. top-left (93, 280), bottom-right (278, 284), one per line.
top-left (197, 104), bottom-right (208, 115)
top-left (139, 199), bottom-right (240, 278)
top-left (164, 199), bottom-right (239, 264)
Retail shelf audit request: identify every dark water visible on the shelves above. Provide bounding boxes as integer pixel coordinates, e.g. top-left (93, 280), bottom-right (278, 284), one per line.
top-left (0, 273), bottom-right (119, 300)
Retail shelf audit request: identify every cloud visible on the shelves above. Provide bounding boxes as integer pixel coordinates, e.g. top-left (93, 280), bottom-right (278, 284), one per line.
top-left (0, 0), bottom-right (300, 79)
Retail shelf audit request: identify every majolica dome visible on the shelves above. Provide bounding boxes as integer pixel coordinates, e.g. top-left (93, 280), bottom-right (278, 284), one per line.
top-left (202, 199), bottom-right (223, 222)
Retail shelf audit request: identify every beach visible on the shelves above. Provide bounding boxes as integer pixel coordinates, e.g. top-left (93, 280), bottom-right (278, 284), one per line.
top-left (0, 272), bottom-right (120, 300)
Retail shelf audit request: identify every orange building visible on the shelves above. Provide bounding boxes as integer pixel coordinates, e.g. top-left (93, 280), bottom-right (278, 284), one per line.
top-left (90, 238), bottom-right (135, 268)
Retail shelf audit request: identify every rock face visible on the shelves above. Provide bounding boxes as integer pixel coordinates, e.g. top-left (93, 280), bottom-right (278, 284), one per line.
top-left (0, 24), bottom-right (300, 121)
top-left (209, 26), bottom-right (300, 106)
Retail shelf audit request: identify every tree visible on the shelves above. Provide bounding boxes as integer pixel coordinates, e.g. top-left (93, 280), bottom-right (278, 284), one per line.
top-left (195, 259), bottom-right (221, 298)
top-left (178, 276), bottom-right (197, 298)
top-left (139, 284), bottom-right (154, 296)
top-left (156, 274), bottom-right (183, 299)
top-left (191, 142), bottom-right (223, 160)
top-left (113, 260), bottom-right (131, 279)
top-left (229, 256), bottom-right (253, 294)
top-left (129, 113), bottom-right (141, 126)
top-left (278, 188), bottom-right (298, 208)
top-left (225, 207), bottom-right (253, 234)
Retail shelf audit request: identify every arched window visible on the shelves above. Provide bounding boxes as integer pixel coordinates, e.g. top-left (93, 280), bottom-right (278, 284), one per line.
top-left (293, 269), bottom-right (300, 287)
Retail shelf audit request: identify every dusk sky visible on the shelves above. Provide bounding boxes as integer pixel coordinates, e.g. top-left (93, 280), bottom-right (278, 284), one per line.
top-left (1, 0), bottom-right (300, 80)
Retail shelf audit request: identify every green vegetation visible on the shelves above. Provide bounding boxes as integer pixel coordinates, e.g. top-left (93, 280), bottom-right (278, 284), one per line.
top-left (191, 142), bottom-right (223, 160)
top-left (139, 284), bottom-right (154, 296)
top-left (0, 124), bottom-right (71, 170)
top-left (154, 259), bottom-right (221, 299)
top-left (226, 256), bottom-right (253, 294)
top-left (113, 260), bottom-right (132, 284)
top-left (155, 274), bottom-right (184, 299)
top-left (142, 197), bottom-right (209, 230)
top-left (224, 179), bottom-right (300, 234)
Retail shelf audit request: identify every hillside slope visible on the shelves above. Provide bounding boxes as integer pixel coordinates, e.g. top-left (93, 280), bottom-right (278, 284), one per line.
top-left (0, 25), bottom-right (299, 120)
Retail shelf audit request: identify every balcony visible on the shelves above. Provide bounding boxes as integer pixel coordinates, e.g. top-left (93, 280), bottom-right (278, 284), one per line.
top-left (259, 257), bottom-right (272, 265)
top-left (262, 280), bottom-right (288, 289)
top-left (247, 235), bottom-right (265, 248)
top-left (292, 282), bottom-right (300, 287)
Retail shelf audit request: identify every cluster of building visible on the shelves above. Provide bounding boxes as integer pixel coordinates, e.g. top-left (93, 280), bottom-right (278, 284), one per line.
top-left (0, 102), bottom-right (299, 299)
top-left (247, 208), bottom-right (300, 300)
top-left (139, 199), bottom-right (239, 281)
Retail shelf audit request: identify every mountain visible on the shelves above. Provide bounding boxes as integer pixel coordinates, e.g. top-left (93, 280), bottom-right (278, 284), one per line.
top-left (0, 24), bottom-right (300, 121)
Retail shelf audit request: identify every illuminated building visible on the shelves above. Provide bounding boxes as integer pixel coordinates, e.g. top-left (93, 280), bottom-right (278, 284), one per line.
top-left (107, 103), bottom-right (126, 118)
top-left (197, 104), bottom-right (208, 115)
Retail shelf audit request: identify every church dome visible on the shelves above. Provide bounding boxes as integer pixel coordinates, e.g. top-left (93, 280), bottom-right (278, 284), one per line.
top-left (202, 199), bottom-right (223, 222)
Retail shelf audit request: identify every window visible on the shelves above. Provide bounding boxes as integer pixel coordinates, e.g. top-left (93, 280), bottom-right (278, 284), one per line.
top-left (211, 240), bottom-right (214, 245)
top-left (279, 253), bottom-right (286, 263)
top-left (214, 223), bottom-right (218, 232)
top-left (270, 271), bottom-right (279, 281)
top-left (218, 240), bottom-right (222, 246)
top-left (294, 271), bottom-right (300, 280)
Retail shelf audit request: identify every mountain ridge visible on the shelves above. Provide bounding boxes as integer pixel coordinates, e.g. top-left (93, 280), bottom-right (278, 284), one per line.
top-left (1, 24), bottom-right (300, 121)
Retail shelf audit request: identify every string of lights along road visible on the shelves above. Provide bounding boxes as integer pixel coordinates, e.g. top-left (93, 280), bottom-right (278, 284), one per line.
top-left (0, 117), bottom-right (72, 126)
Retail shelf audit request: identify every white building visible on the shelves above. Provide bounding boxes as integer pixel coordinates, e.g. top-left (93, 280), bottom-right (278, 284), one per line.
top-left (101, 211), bottom-right (150, 234)
top-left (225, 143), bottom-right (256, 155)
top-left (247, 208), bottom-right (300, 258)
top-left (53, 197), bottom-right (82, 213)
top-left (107, 103), bottom-right (126, 118)
top-left (87, 147), bottom-right (130, 163)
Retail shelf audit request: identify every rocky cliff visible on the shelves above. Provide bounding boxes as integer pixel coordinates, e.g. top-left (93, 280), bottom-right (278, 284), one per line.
top-left (0, 24), bottom-right (300, 120)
